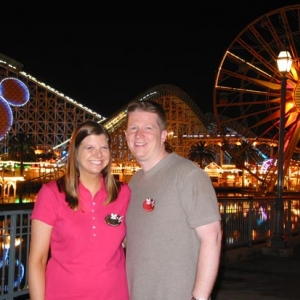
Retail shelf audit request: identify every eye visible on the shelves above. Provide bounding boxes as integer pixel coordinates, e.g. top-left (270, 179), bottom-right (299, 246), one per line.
top-left (129, 126), bottom-right (137, 132)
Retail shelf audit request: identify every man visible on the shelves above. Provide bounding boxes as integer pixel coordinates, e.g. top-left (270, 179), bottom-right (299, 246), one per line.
top-left (125, 100), bottom-right (222, 300)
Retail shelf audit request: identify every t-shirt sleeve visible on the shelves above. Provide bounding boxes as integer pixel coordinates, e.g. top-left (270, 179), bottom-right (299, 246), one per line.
top-left (182, 168), bottom-right (221, 228)
top-left (30, 182), bottom-right (60, 226)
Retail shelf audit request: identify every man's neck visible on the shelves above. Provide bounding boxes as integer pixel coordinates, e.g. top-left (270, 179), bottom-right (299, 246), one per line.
top-left (139, 151), bottom-right (169, 172)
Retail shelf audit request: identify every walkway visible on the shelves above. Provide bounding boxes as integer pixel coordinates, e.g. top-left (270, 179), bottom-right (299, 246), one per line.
top-left (213, 242), bottom-right (300, 300)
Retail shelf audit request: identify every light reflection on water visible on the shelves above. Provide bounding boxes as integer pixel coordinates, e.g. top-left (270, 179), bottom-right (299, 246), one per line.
top-left (0, 194), bottom-right (37, 204)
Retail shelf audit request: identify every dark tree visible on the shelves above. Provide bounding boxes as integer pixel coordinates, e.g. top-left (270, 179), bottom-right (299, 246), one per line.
top-left (8, 133), bottom-right (37, 176)
top-left (188, 141), bottom-right (216, 168)
top-left (164, 141), bottom-right (173, 153)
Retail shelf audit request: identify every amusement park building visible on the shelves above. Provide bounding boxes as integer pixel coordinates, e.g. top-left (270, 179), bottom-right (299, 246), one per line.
top-left (0, 49), bottom-right (298, 193)
top-left (2, 5), bottom-right (300, 192)
top-left (0, 51), bottom-right (299, 193)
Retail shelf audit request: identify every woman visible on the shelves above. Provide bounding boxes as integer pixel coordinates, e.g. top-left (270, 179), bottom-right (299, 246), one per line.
top-left (28, 121), bottom-right (130, 300)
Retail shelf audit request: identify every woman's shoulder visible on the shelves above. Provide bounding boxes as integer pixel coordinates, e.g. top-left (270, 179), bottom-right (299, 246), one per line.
top-left (40, 180), bottom-right (59, 191)
top-left (32, 180), bottom-right (65, 218)
top-left (37, 180), bottom-right (62, 198)
top-left (119, 181), bottom-right (130, 192)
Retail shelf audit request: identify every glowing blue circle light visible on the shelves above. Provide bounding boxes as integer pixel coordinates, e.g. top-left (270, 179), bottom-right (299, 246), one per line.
top-left (0, 99), bottom-right (13, 140)
top-left (0, 77), bottom-right (30, 140)
top-left (0, 77), bottom-right (30, 106)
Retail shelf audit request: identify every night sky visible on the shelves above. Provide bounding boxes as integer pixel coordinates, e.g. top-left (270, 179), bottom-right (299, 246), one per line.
top-left (1, 1), bottom-right (298, 118)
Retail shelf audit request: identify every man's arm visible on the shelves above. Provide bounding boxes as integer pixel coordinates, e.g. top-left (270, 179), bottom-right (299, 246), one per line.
top-left (191, 220), bottom-right (222, 300)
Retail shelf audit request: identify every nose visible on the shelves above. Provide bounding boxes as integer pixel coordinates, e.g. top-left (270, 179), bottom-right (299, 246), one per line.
top-left (93, 148), bottom-right (103, 157)
top-left (135, 128), bottom-right (144, 137)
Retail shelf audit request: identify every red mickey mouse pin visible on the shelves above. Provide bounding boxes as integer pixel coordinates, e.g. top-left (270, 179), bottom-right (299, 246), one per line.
top-left (143, 198), bottom-right (155, 212)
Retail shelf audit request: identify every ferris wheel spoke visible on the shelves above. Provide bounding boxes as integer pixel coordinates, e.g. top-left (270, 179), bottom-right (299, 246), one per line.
top-left (213, 4), bottom-right (300, 191)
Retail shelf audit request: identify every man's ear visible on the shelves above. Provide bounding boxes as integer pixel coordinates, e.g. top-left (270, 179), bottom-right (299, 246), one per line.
top-left (161, 130), bottom-right (167, 144)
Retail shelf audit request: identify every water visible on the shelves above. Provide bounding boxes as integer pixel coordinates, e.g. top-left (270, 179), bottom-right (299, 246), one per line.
top-left (0, 194), bottom-right (36, 204)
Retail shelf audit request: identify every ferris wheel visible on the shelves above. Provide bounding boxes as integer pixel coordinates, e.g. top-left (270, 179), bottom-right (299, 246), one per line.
top-left (213, 4), bottom-right (300, 191)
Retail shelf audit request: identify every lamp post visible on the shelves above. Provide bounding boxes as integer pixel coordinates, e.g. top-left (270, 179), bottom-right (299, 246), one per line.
top-left (271, 50), bottom-right (293, 248)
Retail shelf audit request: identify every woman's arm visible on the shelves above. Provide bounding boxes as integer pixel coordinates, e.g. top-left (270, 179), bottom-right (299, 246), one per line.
top-left (28, 219), bottom-right (52, 300)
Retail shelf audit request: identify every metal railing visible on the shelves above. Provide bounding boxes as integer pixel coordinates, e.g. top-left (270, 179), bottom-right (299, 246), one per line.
top-left (218, 194), bottom-right (300, 249)
top-left (1, 195), bottom-right (300, 299)
top-left (0, 204), bottom-right (33, 300)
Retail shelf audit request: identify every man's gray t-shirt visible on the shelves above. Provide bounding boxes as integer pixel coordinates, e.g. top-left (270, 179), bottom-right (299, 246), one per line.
top-left (126, 153), bottom-right (221, 300)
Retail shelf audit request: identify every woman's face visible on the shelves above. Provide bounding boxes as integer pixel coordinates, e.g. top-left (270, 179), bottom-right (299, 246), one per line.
top-left (76, 134), bottom-right (110, 177)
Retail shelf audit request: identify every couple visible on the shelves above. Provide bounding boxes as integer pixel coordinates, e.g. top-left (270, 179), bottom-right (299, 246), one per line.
top-left (28, 100), bottom-right (222, 300)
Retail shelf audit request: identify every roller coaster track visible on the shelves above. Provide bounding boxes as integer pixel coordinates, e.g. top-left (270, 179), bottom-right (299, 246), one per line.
top-left (1, 52), bottom-right (300, 192)
top-left (0, 53), bottom-right (106, 155)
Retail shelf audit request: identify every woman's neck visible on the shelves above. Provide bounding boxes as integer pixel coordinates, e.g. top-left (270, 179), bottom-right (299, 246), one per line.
top-left (79, 174), bottom-right (101, 198)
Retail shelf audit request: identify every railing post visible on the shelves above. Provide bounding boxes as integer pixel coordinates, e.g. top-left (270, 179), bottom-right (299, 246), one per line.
top-left (7, 214), bottom-right (17, 297)
top-left (221, 219), bottom-right (226, 254)
top-left (248, 200), bottom-right (253, 246)
top-left (287, 200), bottom-right (292, 241)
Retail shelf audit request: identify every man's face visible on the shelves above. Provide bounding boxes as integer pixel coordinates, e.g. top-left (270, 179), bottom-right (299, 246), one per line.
top-left (125, 111), bottom-right (167, 164)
